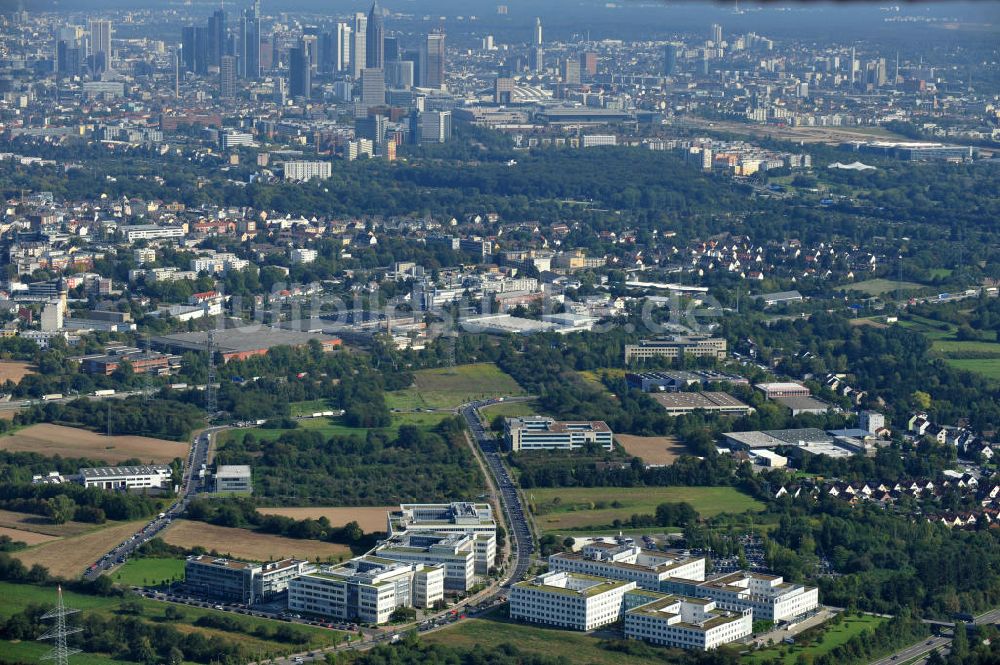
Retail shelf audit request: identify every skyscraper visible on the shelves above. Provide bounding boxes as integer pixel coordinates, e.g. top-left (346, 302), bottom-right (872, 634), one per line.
top-left (532, 17), bottom-right (544, 73)
top-left (421, 31), bottom-right (446, 89)
top-left (360, 67), bottom-right (386, 109)
top-left (239, 0), bottom-right (261, 79)
top-left (418, 110), bottom-right (452, 143)
top-left (663, 43), bottom-right (678, 76)
top-left (711, 23), bottom-right (723, 45)
top-left (337, 22), bottom-right (352, 73)
top-left (219, 55), bottom-right (237, 98)
top-left (208, 9), bottom-right (227, 67)
top-left (352, 12), bottom-right (367, 78)
top-left (495, 76), bottom-right (514, 104)
top-left (384, 37), bottom-right (399, 63)
top-left (366, 2), bottom-right (385, 71)
top-left (289, 44), bottom-right (311, 99)
top-left (580, 52), bottom-right (598, 78)
top-left (89, 19), bottom-right (112, 73)
top-left (561, 58), bottom-right (580, 85)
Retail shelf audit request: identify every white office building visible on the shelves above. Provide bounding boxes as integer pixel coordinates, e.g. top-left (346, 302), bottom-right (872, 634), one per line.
top-left (288, 556), bottom-right (444, 624)
top-left (504, 416), bottom-right (613, 452)
top-left (623, 590), bottom-right (753, 650)
top-left (290, 248), bottom-right (318, 264)
top-left (185, 555), bottom-right (314, 605)
top-left (215, 465), bottom-right (252, 493)
top-left (549, 542), bottom-right (706, 591)
top-left (376, 531), bottom-right (477, 591)
top-left (79, 465), bottom-right (171, 491)
top-left (123, 225), bottom-right (186, 243)
top-left (510, 571), bottom-right (636, 631)
top-left (387, 503), bottom-right (496, 573)
top-left (663, 571), bottom-right (819, 624)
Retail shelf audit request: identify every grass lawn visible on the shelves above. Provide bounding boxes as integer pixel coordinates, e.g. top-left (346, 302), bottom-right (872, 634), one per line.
top-left (110, 557), bottom-right (186, 587)
top-left (0, 580), bottom-right (351, 661)
top-left (222, 412), bottom-right (451, 444)
top-left (288, 399), bottom-right (335, 417)
top-left (848, 279), bottom-right (925, 297)
top-left (385, 363), bottom-right (526, 411)
top-left (528, 486), bottom-right (764, 534)
top-left (423, 607), bottom-right (670, 665)
top-left (479, 400), bottom-right (540, 420)
top-left (944, 358), bottom-right (1000, 380)
top-left (744, 615), bottom-right (886, 664)
top-left (577, 368), bottom-right (625, 391)
top-left (932, 339), bottom-right (1000, 355)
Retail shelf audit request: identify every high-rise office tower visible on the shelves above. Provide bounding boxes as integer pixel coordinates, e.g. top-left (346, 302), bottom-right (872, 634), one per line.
top-left (89, 19), bottom-right (112, 73)
top-left (219, 55), bottom-right (237, 98)
top-left (174, 44), bottom-right (181, 97)
top-left (239, 0), bottom-right (261, 79)
top-left (359, 67), bottom-right (385, 108)
top-left (301, 34), bottom-right (319, 72)
top-left (580, 51), bottom-right (598, 78)
top-left (352, 12), bottom-right (367, 78)
top-left (403, 49), bottom-right (421, 86)
top-left (663, 43), bottom-right (678, 76)
top-left (386, 60), bottom-right (414, 89)
top-left (849, 46), bottom-right (856, 86)
top-left (337, 22), bottom-right (352, 73)
top-left (289, 44), bottom-right (311, 99)
top-left (421, 31), bottom-right (446, 89)
top-left (711, 23), bottom-right (722, 45)
top-left (561, 58), bottom-right (580, 85)
top-left (182, 26), bottom-right (196, 71)
top-left (418, 110), bottom-right (452, 143)
top-left (357, 114), bottom-right (389, 145)
top-left (384, 36), bottom-right (399, 63)
top-left (532, 17), bottom-right (544, 73)
top-left (208, 9), bottom-right (226, 67)
top-left (56, 40), bottom-right (83, 77)
top-left (366, 2), bottom-right (384, 71)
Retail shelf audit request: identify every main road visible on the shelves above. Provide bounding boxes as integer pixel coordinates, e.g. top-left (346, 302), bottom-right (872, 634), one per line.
top-left (869, 608), bottom-right (1000, 665)
top-left (82, 426), bottom-right (224, 580)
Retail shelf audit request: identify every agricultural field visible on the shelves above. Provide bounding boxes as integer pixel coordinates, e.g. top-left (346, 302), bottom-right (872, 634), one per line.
top-left (0, 508), bottom-right (105, 538)
top-left (13, 520), bottom-right (148, 579)
top-left (0, 525), bottom-right (60, 545)
top-left (528, 486), bottom-right (765, 534)
top-left (847, 279), bottom-right (925, 297)
top-left (160, 519), bottom-right (351, 562)
top-left (0, 360), bottom-right (34, 384)
top-left (256, 506), bottom-right (394, 533)
top-left (110, 557), bottom-right (186, 587)
top-left (423, 607), bottom-right (670, 665)
top-left (615, 434), bottom-right (690, 465)
top-left (0, 423), bottom-right (188, 464)
top-left (385, 363), bottom-right (527, 411)
top-left (944, 358), bottom-right (1000, 380)
top-left (0, 580), bottom-right (350, 663)
top-left (744, 614), bottom-right (886, 664)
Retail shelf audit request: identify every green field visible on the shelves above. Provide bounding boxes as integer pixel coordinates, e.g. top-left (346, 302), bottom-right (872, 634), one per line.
top-left (386, 363), bottom-right (526, 410)
top-left (848, 279), bottom-right (925, 297)
top-left (744, 614), bottom-right (886, 664)
top-left (931, 339), bottom-right (1000, 354)
top-left (944, 358), bottom-right (1000, 380)
top-left (479, 399), bottom-right (539, 420)
top-left (110, 557), bottom-right (186, 587)
top-left (528, 486), bottom-right (765, 534)
top-left (423, 607), bottom-right (671, 665)
top-left (0, 580), bottom-right (350, 662)
top-left (222, 411), bottom-right (451, 444)
top-left (288, 399), bottom-right (335, 417)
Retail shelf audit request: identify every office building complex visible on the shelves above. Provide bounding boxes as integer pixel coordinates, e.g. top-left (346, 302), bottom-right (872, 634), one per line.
top-left (494, 76), bottom-right (514, 104)
top-left (624, 336), bottom-right (727, 363)
top-left (388, 503), bottom-right (496, 541)
top-left (215, 465), bottom-right (252, 493)
top-left (548, 541), bottom-right (706, 591)
top-left (663, 571), bottom-right (819, 624)
top-left (365, 2), bottom-right (384, 70)
top-left (79, 465), bottom-right (171, 491)
top-left (288, 556), bottom-right (443, 624)
top-left (289, 44), bottom-right (311, 99)
top-left (504, 416), bottom-right (613, 452)
top-left (185, 556), bottom-right (314, 605)
top-left (352, 12), bottom-right (367, 78)
top-left (89, 19), bottom-right (112, 73)
top-left (510, 572), bottom-right (636, 631)
top-left (239, 0), bottom-right (261, 79)
top-left (624, 590), bottom-right (753, 650)
top-left (359, 67), bottom-right (385, 108)
top-left (376, 531), bottom-right (478, 591)
top-left (417, 110), bottom-right (452, 143)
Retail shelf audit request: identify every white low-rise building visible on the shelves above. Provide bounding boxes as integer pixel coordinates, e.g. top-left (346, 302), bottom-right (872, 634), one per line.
top-left (549, 542), bottom-right (706, 591)
top-left (510, 571), bottom-right (636, 631)
top-left (664, 571), bottom-right (819, 624)
top-left (79, 465), bottom-right (171, 491)
top-left (624, 590), bottom-right (753, 650)
top-left (387, 502), bottom-right (496, 573)
top-left (376, 531), bottom-right (477, 591)
top-left (288, 556), bottom-right (443, 624)
top-left (503, 416), bottom-right (613, 452)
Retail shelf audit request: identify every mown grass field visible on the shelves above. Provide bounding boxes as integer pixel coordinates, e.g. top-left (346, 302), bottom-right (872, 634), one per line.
top-left (110, 557), bottom-right (186, 587)
top-left (0, 580), bottom-right (350, 661)
top-left (744, 615), bottom-right (886, 664)
top-left (944, 358), bottom-right (1000, 380)
top-left (528, 486), bottom-right (764, 534)
top-left (478, 399), bottom-right (539, 420)
top-left (847, 279), bottom-right (925, 297)
top-left (385, 363), bottom-right (526, 410)
top-left (288, 399), bottom-right (335, 417)
top-left (423, 607), bottom-right (670, 665)
top-left (222, 411), bottom-right (451, 444)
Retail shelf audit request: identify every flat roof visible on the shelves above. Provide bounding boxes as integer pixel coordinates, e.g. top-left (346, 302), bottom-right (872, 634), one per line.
top-left (216, 465), bottom-right (252, 475)
top-left (153, 326), bottom-right (341, 354)
top-left (652, 392), bottom-right (751, 411)
top-left (754, 382), bottom-right (809, 391)
top-left (80, 465), bottom-right (170, 478)
top-left (774, 396), bottom-right (830, 412)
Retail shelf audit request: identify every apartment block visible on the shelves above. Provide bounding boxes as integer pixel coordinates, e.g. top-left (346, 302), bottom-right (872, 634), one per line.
top-left (624, 336), bottom-right (727, 363)
top-left (623, 590), bottom-right (752, 650)
top-left (287, 556), bottom-right (443, 624)
top-left (503, 416), bottom-right (613, 452)
top-left (184, 555), bottom-right (314, 605)
top-left (510, 571), bottom-right (636, 631)
top-left (548, 542), bottom-right (706, 591)
top-left (663, 571), bottom-right (819, 624)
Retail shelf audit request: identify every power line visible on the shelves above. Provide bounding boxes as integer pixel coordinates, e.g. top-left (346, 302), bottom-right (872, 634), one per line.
top-left (38, 585), bottom-right (82, 665)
